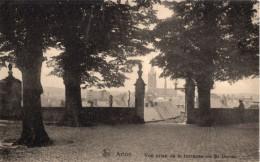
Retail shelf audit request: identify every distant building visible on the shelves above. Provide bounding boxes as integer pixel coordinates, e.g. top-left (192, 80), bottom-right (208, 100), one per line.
top-left (144, 100), bottom-right (183, 122)
top-left (195, 94), bottom-right (257, 109)
top-left (84, 90), bottom-right (110, 107)
top-left (86, 90), bottom-right (110, 102)
top-left (146, 67), bottom-right (177, 102)
top-left (248, 102), bottom-right (259, 109)
top-left (83, 90), bottom-right (135, 107)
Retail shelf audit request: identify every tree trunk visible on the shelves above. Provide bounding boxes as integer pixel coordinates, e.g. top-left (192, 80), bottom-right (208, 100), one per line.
top-left (185, 78), bottom-right (195, 124)
top-left (197, 79), bottom-right (212, 127)
top-left (61, 69), bottom-right (83, 127)
top-left (13, 59), bottom-right (52, 147)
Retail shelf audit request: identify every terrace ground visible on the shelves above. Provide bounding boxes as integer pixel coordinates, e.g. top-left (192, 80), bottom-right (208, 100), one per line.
top-left (0, 120), bottom-right (259, 162)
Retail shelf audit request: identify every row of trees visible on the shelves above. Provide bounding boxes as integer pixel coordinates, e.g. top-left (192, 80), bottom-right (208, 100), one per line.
top-left (48, 1), bottom-right (158, 126)
top-left (0, 0), bottom-right (258, 146)
top-left (0, 0), bottom-right (159, 146)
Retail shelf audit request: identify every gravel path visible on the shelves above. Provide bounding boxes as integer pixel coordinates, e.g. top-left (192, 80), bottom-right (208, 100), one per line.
top-left (0, 121), bottom-right (259, 162)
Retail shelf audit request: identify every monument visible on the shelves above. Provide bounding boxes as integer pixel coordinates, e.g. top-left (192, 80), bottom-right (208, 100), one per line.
top-left (0, 64), bottom-right (22, 119)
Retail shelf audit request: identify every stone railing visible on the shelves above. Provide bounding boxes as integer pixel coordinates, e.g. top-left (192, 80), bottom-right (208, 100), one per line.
top-left (0, 63), bottom-right (146, 124)
top-left (42, 107), bottom-right (138, 125)
top-left (189, 108), bottom-right (259, 124)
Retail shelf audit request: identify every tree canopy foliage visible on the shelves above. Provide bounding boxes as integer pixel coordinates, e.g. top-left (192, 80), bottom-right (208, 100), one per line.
top-left (0, 3), bottom-right (54, 69)
top-left (152, 0), bottom-right (259, 85)
top-left (48, 0), bottom-right (158, 89)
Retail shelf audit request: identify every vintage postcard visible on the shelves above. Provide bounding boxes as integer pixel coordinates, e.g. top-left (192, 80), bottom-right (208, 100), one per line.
top-left (0, 0), bottom-right (259, 161)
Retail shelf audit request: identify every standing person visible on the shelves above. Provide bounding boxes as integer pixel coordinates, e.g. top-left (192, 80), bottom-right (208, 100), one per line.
top-left (109, 95), bottom-right (113, 107)
top-left (237, 100), bottom-right (245, 124)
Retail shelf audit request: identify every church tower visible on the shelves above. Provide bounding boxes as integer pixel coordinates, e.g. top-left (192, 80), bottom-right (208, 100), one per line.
top-left (164, 78), bottom-right (167, 98)
top-left (148, 67), bottom-right (156, 94)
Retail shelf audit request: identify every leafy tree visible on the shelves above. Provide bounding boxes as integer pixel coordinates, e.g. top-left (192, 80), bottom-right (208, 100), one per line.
top-left (0, 3), bottom-right (53, 146)
top-left (48, 0), bottom-right (158, 126)
top-left (151, 0), bottom-right (259, 126)
top-left (0, 0), bottom-right (160, 145)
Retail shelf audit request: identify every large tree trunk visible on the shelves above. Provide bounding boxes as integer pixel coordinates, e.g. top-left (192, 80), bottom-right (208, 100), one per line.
top-left (197, 78), bottom-right (212, 127)
top-left (61, 69), bottom-right (83, 127)
top-left (14, 58), bottom-right (52, 147)
top-left (185, 78), bottom-right (195, 124)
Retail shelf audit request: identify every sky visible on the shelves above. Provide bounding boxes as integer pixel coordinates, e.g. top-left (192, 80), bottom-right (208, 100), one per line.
top-left (0, 2), bottom-right (259, 95)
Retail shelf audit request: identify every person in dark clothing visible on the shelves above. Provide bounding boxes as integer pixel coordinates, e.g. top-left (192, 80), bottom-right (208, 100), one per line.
top-left (237, 100), bottom-right (245, 123)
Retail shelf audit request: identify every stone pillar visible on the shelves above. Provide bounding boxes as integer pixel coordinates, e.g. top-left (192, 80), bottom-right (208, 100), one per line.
top-left (0, 64), bottom-right (22, 119)
top-left (134, 63), bottom-right (146, 123)
top-left (128, 90), bottom-right (130, 107)
top-left (185, 78), bottom-right (195, 124)
top-left (109, 95), bottom-right (113, 107)
top-left (0, 81), bottom-right (7, 117)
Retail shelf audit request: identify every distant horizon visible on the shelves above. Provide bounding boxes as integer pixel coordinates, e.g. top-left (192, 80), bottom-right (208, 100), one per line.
top-left (0, 63), bottom-right (259, 96)
top-left (41, 85), bottom-right (259, 96)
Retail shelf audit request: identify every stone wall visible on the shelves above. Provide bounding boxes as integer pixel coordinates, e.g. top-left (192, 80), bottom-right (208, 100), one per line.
top-left (190, 108), bottom-right (259, 124)
top-left (41, 107), bottom-right (258, 125)
top-left (2, 107), bottom-right (258, 125)
top-left (42, 107), bottom-right (138, 125)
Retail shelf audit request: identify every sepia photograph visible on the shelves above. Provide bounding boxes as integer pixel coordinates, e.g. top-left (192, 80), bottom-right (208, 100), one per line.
top-left (0, 0), bottom-right (259, 161)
